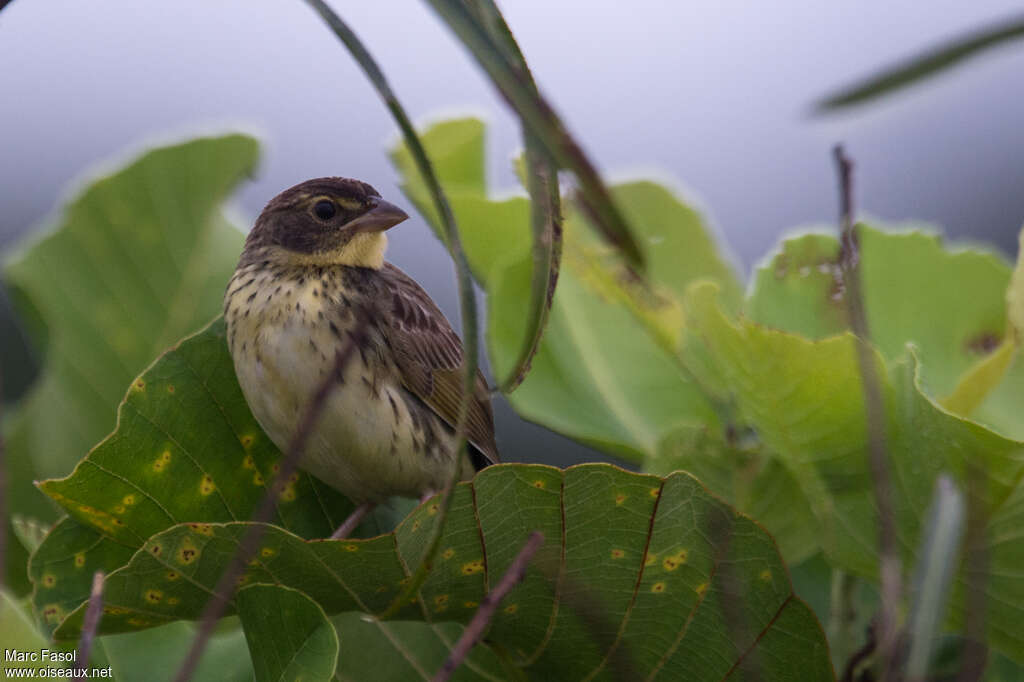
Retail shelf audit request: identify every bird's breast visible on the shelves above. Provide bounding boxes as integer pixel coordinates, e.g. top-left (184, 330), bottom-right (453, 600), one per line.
top-left (224, 263), bottom-right (459, 502)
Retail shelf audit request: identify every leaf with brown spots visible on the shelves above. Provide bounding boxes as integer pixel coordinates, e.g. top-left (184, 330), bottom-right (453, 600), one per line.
top-left (3, 135), bottom-right (260, 531)
top-left (28, 319), bottom-right (402, 636)
top-left (47, 464), bottom-right (832, 681)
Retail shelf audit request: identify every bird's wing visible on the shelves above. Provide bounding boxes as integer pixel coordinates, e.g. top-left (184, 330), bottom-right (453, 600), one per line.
top-left (375, 263), bottom-right (499, 468)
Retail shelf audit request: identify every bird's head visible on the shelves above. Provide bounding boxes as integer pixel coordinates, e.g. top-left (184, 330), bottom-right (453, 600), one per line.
top-left (244, 177), bottom-right (409, 269)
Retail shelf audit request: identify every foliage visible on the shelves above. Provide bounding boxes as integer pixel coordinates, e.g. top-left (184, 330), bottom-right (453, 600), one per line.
top-left (393, 118), bottom-right (1024, 675)
top-left (4, 110), bottom-right (1024, 682)
top-left (6, 137), bottom-right (834, 680)
top-left (2, 135), bottom-right (258, 528)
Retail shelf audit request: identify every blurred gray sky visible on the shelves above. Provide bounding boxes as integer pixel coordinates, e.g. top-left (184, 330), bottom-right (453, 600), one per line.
top-left (2, 0), bottom-right (1024, 464)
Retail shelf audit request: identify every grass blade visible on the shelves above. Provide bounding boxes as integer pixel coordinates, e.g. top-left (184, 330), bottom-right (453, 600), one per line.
top-left (302, 0), bottom-right (480, 626)
top-left (817, 14), bottom-right (1024, 111)
top-left (465, 0), bottom-right (564, 392)
top-left (905, 475), bottom-right (966, 681)
top-left (426, 0), bottom-right (645, 269)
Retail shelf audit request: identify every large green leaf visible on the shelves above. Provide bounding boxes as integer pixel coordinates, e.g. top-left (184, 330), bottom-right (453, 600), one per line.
top-left (390, 118), bottom-right (741, 460)
top-left (99, 619), bottom-right (254, 682)
top-left (748, 225), bottom-right (1024, 442)
top-left (238, 584), bottom-right (338, 682)
top-left (685, 281), bottom-right (1024, 662)
top-left (3, 134), bottom-right (260, 524)
top-left (31, 319), bottom-right (832, 679)
top-left (748, 226), bottom-right (1010, 396)
top-left (51, 467), bottom-right (832, 681)
top-left (0, 590), bottom-right (52, 676)
top-left (28, 319), bottom-right (393, 635)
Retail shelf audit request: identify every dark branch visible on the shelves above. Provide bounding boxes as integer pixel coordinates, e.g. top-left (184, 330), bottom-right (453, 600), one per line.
top-left (432, 531), bottom-right (544, 682)
top-left (832, 145), bottom-right (901, 671)
top-left (73, 571), bottom-right (105, 682)
top-left (172, 314), bottom-right (367, 682)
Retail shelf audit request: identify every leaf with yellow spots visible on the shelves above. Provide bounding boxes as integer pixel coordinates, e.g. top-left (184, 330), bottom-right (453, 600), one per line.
top-left (48, 464), bottom-right (832, 681)
top-left (3, 135), bottom-right (261, 534)
top-left (27, 320), bottom-right (399, 635)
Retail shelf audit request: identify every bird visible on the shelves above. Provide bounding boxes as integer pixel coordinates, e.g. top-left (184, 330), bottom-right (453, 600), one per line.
top-left (223, 177), bottom-right (499, 534)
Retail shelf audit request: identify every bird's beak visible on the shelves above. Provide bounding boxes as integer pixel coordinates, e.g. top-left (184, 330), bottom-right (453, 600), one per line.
top-left (345, 199), bottom-right (409, 233)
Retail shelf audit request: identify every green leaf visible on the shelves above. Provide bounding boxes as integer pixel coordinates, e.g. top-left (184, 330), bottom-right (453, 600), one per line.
top-left (649, 424), bottom-right (819, 564)
top-left (99, 620), bottom-right (254, 682)
top-left (238, 584), bottom-right (338, 682)
top-left (3, 135), bottom-right (260, 524)
top-left (816, 15), bottom-right (1024, 110)
top-left (36, 318), bottom-right (354, 545)
top-left (685, 281), bottom-right (1024, 662)
top-left (29, 313), bottom-right (830, 677)
top-left (747, 225), bottom-right (1024, 439)
top-left (0, 590), bottom-right (51, 675)
top-left (331, 613), bottom-right (508, 681)
top-left (50, 464), bottom-right (832, 680)
top-left (749, 226), bottom-right (1010, 395)
top-left (28, 319), bottom-right (386, 635)
top-left (391, 118), bottom-right (740, 460)
top-left (30, 517), bottom-right (135, 634)
top-left (1008, 226), bottom-right (1024, 339)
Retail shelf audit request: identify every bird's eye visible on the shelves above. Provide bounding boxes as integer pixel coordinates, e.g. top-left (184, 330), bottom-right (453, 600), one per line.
top-left (313, 200), bottom-right (336, 221)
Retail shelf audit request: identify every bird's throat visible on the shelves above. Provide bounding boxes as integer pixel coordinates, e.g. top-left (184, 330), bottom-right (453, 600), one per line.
top-left (265, 232), bottom-right (388, 269)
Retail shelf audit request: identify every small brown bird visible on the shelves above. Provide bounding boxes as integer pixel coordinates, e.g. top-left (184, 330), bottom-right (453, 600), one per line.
top-left (224, 178), bottom-right (498, 529)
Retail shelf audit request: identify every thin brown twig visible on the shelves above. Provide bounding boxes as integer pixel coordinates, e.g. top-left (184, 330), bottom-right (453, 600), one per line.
top-left (303, 1), bottom-right (479, 617)
top-left (73, 571), bottom-right (105, 682)
top-left (171, 315), bottom-right (367, 682)
top-left (832, 146), bottom-right (901, 675)
top-left (432, 531), bottom-right (544, 682)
